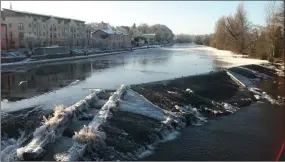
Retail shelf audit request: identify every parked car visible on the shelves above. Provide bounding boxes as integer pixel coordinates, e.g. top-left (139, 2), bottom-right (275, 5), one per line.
top-left (1, 51), bottom-right (28, 63)
top-left (70, 48), bottom-right (85, 55)
top-left (2, 51), bottom-right (26, 58)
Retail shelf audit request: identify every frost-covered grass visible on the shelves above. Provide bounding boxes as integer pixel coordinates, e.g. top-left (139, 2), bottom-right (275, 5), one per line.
top-left (41, 105), bottom-right (66, 126)
top-left (15, 90), bottom-right (104, 160)
top-left (73, 127), bottom-right (97, 144)
top-left (55, 85), bottom-right (128, 161)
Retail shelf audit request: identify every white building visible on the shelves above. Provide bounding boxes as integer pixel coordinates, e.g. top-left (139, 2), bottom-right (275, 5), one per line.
top-left (1, 8), bottom-right (91, 49)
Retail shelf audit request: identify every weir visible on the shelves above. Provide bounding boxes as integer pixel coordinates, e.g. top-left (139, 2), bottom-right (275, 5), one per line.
top-left (1, 64), bottom-right (283, 161)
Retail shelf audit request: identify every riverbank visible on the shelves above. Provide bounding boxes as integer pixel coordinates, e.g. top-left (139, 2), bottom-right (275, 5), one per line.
top-left (186, 44), bottom-right (284, 76)
top-left (1, 45), bottom-right (162, 70)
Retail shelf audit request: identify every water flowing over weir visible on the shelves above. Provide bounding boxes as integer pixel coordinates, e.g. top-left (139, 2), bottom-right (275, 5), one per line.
top-left (1, 64), bottom-right (284, 161)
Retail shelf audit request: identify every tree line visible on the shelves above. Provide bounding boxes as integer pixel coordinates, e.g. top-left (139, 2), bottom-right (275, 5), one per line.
top-left (211, 2), bottom-right (284, 61)
top-left (174, 34), bottom-right (212, 46)
top-left (175, 2), bottom-right (284, 61)
top-left (118, 23), bottom-right (175, 44)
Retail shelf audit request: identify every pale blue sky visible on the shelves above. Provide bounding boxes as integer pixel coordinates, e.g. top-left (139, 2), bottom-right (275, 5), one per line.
top-left (1, 1), bottom-right (278, 35)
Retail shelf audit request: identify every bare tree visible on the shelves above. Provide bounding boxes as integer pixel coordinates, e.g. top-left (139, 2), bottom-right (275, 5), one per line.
top-left (224, 3), bottom-right (252, 53)
top-left (211, 16), bottom-right (228, 49)
top-left (66, 36), bottom-right (74, 48)
top-left (24, 34), bottom-right (39, 50)
top-left (210, 2), bottom-right (284, 61)
top-left (90, 38), bottom-right (97, 49)
top-left (137, 23), bottom-right (149, 33)
top-left (265, 1), bottom-right (284, 60)
top-left (79, 37), bottom-right (86, 47)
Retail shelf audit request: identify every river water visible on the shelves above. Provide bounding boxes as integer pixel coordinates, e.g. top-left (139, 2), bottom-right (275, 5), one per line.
top-left (1, 44), bottom-right (218, 112)
top-left (1, 43), bottom-right (284, 161)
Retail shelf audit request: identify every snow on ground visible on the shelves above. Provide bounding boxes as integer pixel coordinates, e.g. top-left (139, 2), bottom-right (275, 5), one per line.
top-left (190, 46), bottom-right (269, 68)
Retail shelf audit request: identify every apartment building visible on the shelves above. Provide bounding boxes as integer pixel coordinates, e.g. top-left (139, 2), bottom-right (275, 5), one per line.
top-left (1, 8), bottom-right (91, 49)
top-left (91, 29), bottom-right (131, 49)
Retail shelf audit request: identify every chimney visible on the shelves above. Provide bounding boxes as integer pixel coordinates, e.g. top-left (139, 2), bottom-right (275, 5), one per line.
top-left (10, 2), bottom-right (12, 10)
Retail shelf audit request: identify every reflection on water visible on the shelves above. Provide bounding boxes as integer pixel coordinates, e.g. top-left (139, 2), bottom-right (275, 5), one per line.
top-left (1, 59), bottom-right (117, 101)
top-left (1, 44), bottom-right (217, 112)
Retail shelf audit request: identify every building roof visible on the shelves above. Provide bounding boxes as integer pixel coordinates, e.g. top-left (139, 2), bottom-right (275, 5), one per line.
top-left (92, 29), bottom-right (129, 36)
top-left (2, 8), bottom-right (85, 23)
top-left (141, 33), bottom-right (156, 38)
top-left (143, 33), bottom-right (156, 36)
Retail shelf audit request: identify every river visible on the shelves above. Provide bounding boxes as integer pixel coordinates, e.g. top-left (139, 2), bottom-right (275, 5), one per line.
top-left (1, 44), bottom-right (220, 112)
top-left (1, 43), bottom-right (284, 161)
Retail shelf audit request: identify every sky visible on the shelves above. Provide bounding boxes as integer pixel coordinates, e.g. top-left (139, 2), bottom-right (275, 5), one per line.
top-left (0, 1), bottom-right (278, 35)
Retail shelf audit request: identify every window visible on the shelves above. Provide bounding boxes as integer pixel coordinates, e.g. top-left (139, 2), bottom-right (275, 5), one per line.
top-left (50, 26), bottom-right (52, 31)
top-left (58, 33), bottom-right (60, 37)
top-left (43, 32), bottom-right (45, 36)
top-left (9, 31), bottom-right (12, 36)
top-left (39, 32), bottom-right (41, 36)
top-left (29, 32), bottom-right (31, 35)
top-left (34, 32), bottom-right (36, 35)
top-left (18, 23), bottom-right (24, 30)
top-left (43, 25), bottom-right (45, 29)
top-left (74, 34), bottom-right (76, 37)
top-left (29, 23), bottom-right (31, 28)
top-left (19, 32), bottom-right (24, 39)
top-left (9, 23), bottom-right (12, 28)
top-left (50, 33), bottom-right (52, 38)
top-left (70, 28), bottom-right (73, 33)
top-left (77, 34), bottom-right (78, 37)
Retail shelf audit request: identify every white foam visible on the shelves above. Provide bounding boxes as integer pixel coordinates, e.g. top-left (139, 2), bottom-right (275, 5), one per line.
top-left (221, 102), bottom-right (240, 113)
top-left (137, 149), bottom-right (153, 159)
top-left (1, 132), bottom-right (27, 161)
top-left (249, 87), bottom-right (282, 105)
top-left (160, 131), bottom-right (180, 142)
top-left (167, 91), bottom-right (178, 95)
top-left (186, 88), bottom-right (194, 93)
top-left (175, 105), bottom-right (207, 125)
